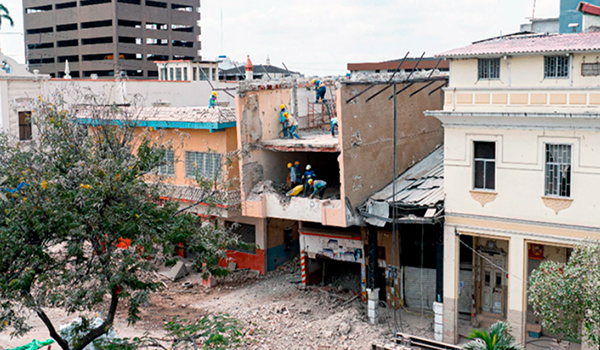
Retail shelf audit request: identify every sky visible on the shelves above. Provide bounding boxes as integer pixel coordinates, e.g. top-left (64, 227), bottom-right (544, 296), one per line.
top-left (0, 0), bottom-right (560, 76)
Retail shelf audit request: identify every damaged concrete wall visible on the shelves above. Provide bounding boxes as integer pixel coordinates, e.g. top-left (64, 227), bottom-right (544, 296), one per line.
top-left (338, 82), bottom-right (444, 210)
top-left (237, 88), bottom-right (292, 196)
top-left (267, 218), bottom-right (299, 271)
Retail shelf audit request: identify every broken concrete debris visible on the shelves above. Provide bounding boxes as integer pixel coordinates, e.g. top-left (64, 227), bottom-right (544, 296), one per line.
top-left (159, 260), bottom-right (189, 281)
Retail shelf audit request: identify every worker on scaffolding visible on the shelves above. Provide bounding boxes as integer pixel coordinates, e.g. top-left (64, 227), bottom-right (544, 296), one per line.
top-left (308, 179), bottom-right (327, 199)
top-left (302, 164), bottom-right (315, 196)
top-left (311, 78), bottom-right (326, 103)
top-left (285, 112), bottom-right (300, 139)
top-left (209, 91), bottom-right (217, 108)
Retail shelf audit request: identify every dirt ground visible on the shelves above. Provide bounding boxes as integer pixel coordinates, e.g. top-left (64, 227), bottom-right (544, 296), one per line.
top-left (1, 258), bottom-right (435, 350)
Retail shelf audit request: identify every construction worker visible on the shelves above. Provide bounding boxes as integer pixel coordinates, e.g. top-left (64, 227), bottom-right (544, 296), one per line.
top-left (302, 164), bottom-right (315, 196)
top-left (286, 112), bottom-right (300, 139)
top-left (330, 117), bottom-right (338, 137)
top-left (311, 78), bottom-right (326, 103)
top-left (294, 161), bottom-right (301, 183)
top-left (209, 91), bottom-right (217, 107)
top-left (288, 162), bottom-right (298, 187)
top-left (279, 109), bottom-right (289, 138)
top-left (308, 179), bottom-right (327, 199)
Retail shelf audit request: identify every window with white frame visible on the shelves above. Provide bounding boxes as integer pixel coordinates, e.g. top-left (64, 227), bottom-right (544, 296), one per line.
top-left (158, 150), bottom-right (175, 176)
top-left (473, 141), bottom-right (495, 190)
top-left (186, 152), bottom-right (222, 179)
top-left (581, 62), bottom-right (600, 76)
top-left (183, 67), bottom-right (188, 80)
top-left (545, 144), bottom-right (571, 197)
top-left (175, 68), bottom-right (182, 81)
top-left (478, 58), bottom-right (500, 80)
top-left (544, 56), bottom-right (569, 78)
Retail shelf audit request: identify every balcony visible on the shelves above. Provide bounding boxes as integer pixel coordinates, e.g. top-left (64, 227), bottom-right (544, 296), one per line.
top-left (444, 87), bottom-right (600, 113)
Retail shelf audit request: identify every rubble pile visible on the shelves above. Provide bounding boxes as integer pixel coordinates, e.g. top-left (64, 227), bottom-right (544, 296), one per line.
top-left (347, 69), bottom-right (448, 83)
top-left (247, 180), bottom-right (292, 204)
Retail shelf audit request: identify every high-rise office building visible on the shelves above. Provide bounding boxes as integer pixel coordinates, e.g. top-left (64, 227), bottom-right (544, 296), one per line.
top-left (23, 0), bottom-right (201, 79)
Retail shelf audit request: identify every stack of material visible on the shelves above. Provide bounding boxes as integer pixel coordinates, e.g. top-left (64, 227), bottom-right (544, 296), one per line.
top-left (367, 288), bottom-right (379, 325)
top-left (433, 301), bottom-right (443, 341)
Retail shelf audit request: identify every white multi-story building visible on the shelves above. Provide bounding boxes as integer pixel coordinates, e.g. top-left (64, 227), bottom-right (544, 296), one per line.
top-left (426, 30), bottom-right (600, 346)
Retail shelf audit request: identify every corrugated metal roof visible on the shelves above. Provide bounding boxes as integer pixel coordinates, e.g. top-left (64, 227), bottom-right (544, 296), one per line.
top-left (76, 106), bottom-right (236, 124)
top-left (437, 31), bottom-right (600, 58)
top-left (369, 146), bottom-right (444, 207)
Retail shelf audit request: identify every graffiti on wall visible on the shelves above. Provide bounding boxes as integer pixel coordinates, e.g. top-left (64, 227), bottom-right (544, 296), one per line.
top-left (300, 232), bottom-right (364, 264)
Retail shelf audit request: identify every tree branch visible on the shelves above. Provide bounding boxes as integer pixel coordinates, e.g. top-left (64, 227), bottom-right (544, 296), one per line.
top-left (73, 287), bottom-right (120, 350)
top-left (36, 308), bottom-right (71, 350)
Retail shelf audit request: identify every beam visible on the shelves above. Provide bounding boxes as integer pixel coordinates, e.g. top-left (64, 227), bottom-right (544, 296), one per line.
top-left (408, 81), bottom-right (436, 98)
top-left (387, 82), bottom-right (414, 101)
top-left (348, 52), bottom-right (410, 104)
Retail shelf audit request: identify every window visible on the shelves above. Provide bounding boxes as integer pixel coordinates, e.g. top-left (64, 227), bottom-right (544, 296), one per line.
top-left (478, 58), bottom-right (500, 80)
top-left (473, 141), bottom-right (495, 190)
top-left (160, 67), bottom-right (167, 79)
top-left (582, 62), bottom-right (600, 77)
top-left (544, 56), bottom-right (569, 78)
top-left (169, 67), bottom-right (174, 80)
top-left (117, 0), bottom-right (140, 3)
top-left (81, 37), bottom-right (113, 45)
top-left (81, 20), bottom-right (112, 29)
top-left (82, 53), bottom-right (113, 61)
top-left (145, 0), bottom-right (167, 8)
top-left (158, 150), bottom-right (175, 175)
top-left (26, 5), bottom-right (52, 13)
top-left (199, 67), bottom-right (208, 80)
top-left (226, 222), bottom-right (256, 254)
top-left (57, 39), bottom-right (78, 47)
top-left (118, 19), bottom-right (142, 28)
top-left (171, 24), bottom-right (193, 32)
top-left (55, 2), bottom-right (77, 9)
top-left (172, 3), bottom-right (193, 11)
top-left (183, 67), bottom-right (188, 81)
top-left (56, 23), bottom-right (77, 32)
top-left (19, 112), bottom-right (32, 141)
top-left (192, 67), bottom-right (197, 80)
top-left (80, 0), bottom-right (111, 6)
top-left (186, 152), bottom-right (222, 179)
top-left (58, 55), bottom-right (79, 63)
top-left (545, 144), bottom-right (571, 197)
top-left (28, 42), bottom-right (54, 49)
top-left (26, 27), bottom-right (53, 34)
top-left (212, 68), bottom-right (217, 81)
top-left (175, 68), bottom-right (182, 80)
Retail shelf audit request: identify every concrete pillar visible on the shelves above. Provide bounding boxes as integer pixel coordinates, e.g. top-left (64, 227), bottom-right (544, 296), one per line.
top-left (443, 225), bottom-right (459, 344)
top-left (507, 236), bottom-right (527, 345)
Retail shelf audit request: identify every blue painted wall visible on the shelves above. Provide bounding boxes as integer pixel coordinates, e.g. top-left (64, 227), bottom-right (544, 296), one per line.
top-left (559, 0), bottom-right (600, 33)
top-left (266, 240), bottom-right (299, 271)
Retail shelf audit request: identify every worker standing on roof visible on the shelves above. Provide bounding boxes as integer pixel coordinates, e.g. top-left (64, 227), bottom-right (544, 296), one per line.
top-left (286, 112), bottom-right (300, 139)
top-left (209, 91), bottom-right (217, 108)
top-left (308, 179), bottom-right (327, 199)
top-left (288, 163), bottom-right (298, 187)
top-left (311, 79), bottom-right (326, 103)
top-left (302, 164), bottom-right (315, 196)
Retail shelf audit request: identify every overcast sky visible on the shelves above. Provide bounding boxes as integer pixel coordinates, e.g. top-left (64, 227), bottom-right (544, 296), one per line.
top-left (0, 0), bottom-right (560, 76)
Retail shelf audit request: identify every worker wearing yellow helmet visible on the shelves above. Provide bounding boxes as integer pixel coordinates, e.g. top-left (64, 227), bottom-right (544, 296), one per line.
top-left (279, 105), bottom-right (289, 138)
top-left (209, 91), bottom-right (217, 108)
top-left (308, 179), bottom-right (327, 199)
top-left (312, 78), bottom-right (326, 103)
top-left (288, 162), bottom-right (298, 187)
top-left (285, 111), bottom-right (300, 139)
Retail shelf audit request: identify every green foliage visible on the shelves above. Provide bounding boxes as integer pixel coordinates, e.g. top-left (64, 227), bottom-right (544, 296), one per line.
top-left (463, 321), bottom-right (522, 350)
top-left (0, 4), bottom-right (14, 29)
top-left (528, 242), bottom-right (600, 346)
top-left (0, 95), bottom-right (241, 350)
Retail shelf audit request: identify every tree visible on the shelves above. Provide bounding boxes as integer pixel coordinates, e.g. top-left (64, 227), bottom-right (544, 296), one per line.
top-left (0, 94), bottom-right (241, 350)
top-left (0, 4), bottom-right (14, 29)
top-left (463, 321), bottom-right (522, 350)
top-left (529, 242), bottom-right (600, 347)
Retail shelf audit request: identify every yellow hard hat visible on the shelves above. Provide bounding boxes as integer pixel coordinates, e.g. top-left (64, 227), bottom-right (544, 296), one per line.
top-left (308, 179), bottom-right (314, 185)
top-left (212, 91), bottom-right (217, 97)
top-left (287, 163), bottom-right (292, 168)
top-left (281, 104), bottom-right (285, 110)
top-left (311, 79), bottom-right (316, 85)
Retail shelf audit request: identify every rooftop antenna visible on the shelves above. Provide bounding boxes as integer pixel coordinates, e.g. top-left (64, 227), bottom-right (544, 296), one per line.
top-left (220, 9), bottom-right (224, 55)
top-left (532, 0), bottom-right (537, 20)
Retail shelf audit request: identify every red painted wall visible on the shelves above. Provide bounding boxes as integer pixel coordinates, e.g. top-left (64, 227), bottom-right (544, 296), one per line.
top-left (220, 249), bottom-right (265, 275)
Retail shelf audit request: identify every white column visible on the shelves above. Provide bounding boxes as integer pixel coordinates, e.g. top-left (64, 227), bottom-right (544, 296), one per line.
top-left (507, 236), bottom-right (527, 345)
top-left (443, 225), bottom-right (460, 344)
